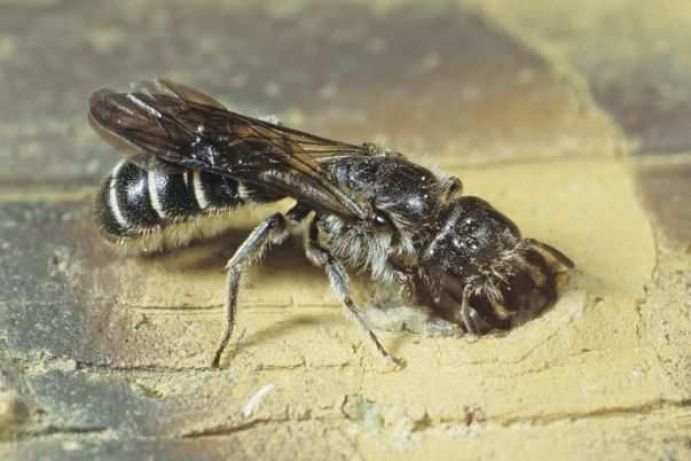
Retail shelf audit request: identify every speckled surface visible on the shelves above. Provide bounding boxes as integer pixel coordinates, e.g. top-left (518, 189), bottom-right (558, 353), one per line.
top-left (1, 1), bottom-right (689, 460)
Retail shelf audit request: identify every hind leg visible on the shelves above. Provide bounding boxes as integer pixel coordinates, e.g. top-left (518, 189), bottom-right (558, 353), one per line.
top-left (211, 205), bottom-right (306, 368)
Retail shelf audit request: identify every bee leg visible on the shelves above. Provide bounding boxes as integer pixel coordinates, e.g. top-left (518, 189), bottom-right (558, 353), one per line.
top-left (459, 289), bottom-right (483, 335)
top-left (489, 297), bottom-right (513, 321)
top-left (211, 209), bottom-right (300, 368)
top-left (305, 219), bottom-right (404, 367)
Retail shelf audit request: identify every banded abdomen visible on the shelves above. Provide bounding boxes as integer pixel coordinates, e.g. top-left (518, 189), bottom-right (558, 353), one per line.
top-left (95, 160), bottom-right (282, 254)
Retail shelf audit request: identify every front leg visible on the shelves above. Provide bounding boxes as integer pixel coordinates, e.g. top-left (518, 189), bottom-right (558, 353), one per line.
top-left (455, 286), bottom-right (496, 335)
top-left (306, 218), bottom-right (403, 367)
top-left (458, 288), bottom-right (482, 334)
top-left (211, 206), bottom-right (305, 368)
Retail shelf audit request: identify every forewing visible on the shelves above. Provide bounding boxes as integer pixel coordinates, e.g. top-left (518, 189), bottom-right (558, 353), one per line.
top-left (89, 79), bottom-right (373, 220)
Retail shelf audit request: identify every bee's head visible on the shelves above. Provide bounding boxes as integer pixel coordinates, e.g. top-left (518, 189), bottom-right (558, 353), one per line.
top-left (421, 196), bottom-right (521, 278)
top-left (420, 197), bottom-right (573, 332)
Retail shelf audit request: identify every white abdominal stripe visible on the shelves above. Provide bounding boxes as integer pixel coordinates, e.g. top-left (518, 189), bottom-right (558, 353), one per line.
top-left (95, 160), bottom-right (281, 254)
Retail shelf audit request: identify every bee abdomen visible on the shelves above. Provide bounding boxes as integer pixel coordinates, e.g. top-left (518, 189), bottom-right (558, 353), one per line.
top-left (96, 160), bottom-right (280, 253)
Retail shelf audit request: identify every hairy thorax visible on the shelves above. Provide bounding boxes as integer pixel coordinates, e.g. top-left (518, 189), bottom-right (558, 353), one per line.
top-left (317, 154), bottom-right (445, 283)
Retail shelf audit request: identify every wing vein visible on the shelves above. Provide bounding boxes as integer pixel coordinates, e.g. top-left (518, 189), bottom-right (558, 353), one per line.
top-left (89, 79), bottom-right (376, 222)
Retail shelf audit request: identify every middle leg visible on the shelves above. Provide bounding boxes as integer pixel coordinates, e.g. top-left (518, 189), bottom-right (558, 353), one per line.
top-left (305, 217), bottom-right (402, 366)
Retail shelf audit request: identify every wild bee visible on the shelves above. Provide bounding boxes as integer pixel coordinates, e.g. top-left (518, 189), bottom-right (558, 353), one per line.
top-left (89, 80), bottom-right (573, 367)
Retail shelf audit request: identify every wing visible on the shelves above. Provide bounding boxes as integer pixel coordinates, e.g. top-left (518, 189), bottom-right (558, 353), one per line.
top-left (89, 79), bottom-right (376, 221)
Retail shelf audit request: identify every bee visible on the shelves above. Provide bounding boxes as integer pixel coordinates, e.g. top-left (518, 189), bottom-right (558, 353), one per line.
top-left (89, 80), bottom-right (574, 367)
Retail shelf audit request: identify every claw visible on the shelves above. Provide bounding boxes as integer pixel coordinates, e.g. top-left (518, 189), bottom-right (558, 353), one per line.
top-left (387, 354), bottom-right (407, 371)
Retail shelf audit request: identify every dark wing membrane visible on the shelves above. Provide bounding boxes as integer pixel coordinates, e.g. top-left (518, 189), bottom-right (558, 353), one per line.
top-left (89, 79), bottom-right (374, 221)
